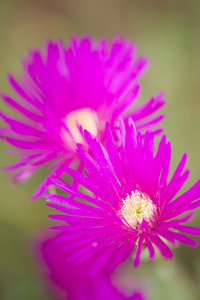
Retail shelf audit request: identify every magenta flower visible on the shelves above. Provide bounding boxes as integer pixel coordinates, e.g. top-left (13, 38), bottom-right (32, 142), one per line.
top-left (39, 234), bottom-right (147, 300)
top-left (46, 120), bottom-right (200, 274)
top-left (0, 36), bottom-right (165, 199)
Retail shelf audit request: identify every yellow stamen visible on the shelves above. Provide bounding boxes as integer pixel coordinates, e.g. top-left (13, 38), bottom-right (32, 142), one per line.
top-left (120, 190), bottom-right (156, 229)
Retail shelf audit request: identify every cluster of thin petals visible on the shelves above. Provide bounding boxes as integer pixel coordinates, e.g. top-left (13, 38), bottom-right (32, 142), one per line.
top-left (46, 120), bottom-right (200, 274)
top-left (0, 36), bottom-right (165, 199)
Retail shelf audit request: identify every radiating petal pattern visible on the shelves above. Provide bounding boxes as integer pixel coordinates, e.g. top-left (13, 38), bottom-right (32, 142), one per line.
top-left (0, 36), bottom-right (165, 199)
top-left (47, 120), bottom-right (200, 273)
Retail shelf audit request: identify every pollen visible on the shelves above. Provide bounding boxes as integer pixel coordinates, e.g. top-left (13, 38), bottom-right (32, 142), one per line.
top-left (61, 108), bottom-right (99, 148)
top-left (120, 190), bottom-right (157, 229)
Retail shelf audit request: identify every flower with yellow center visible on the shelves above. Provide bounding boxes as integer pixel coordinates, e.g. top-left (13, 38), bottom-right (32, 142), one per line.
top-left (0, 36), bottom-right (165, 201)
top-left (47, 122), bottom-right (200, 272)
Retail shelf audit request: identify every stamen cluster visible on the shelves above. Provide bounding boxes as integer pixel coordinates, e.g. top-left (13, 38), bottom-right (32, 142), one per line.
top-left (120, 190), bottom-right (157, 229)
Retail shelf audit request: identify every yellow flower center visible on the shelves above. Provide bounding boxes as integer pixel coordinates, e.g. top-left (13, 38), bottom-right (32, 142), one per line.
top-left (61, 108), bottom-right (99, 149)
top-left (120, 190), bottom-right (156, 229)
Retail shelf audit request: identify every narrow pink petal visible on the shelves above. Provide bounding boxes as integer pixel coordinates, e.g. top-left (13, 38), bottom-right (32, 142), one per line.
top-left (134, 235), bottom-right (144, 267)
top-left (172, 224), bottom-right (200, 236)
top-left (155, 229), bottom-right (176, 246)
top-left (150, 234), bottom-right (174, 259)
top-left (145, 235), bottom-right (155, 260)
top-left (167, 231), bottom-right (198, 247)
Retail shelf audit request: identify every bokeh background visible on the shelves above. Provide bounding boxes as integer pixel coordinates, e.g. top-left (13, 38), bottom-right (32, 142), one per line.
top-left (0, 0), bottom-right (200, 299)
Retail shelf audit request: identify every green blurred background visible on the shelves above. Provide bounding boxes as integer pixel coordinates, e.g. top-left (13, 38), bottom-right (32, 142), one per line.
top-left (0, 0), bottom-right (200, 299)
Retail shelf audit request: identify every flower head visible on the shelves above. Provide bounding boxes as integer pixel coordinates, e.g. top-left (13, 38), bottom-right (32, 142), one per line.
top-left (0, 36), bottom-right (165, 199)
top-left (46, 120), bottom-right (200, 274)
top-left (38, 234), bottom-right (147, 300)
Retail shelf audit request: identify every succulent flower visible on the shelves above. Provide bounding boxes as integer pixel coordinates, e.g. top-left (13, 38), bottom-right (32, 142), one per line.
top-left (0, 36), bottom-right (165, 199)
top-left (46, 120), bottom-right (200, 274)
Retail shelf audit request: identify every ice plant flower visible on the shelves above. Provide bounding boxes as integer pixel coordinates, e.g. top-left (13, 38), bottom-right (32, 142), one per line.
top-left (0, 36), bottom-right (165, 199)
top-left (46, 120), bottom-right (200, 274)
top-left (38, 234), bottom-right (147, 300)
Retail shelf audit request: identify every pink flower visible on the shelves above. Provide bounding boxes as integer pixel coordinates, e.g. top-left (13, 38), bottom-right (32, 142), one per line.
top-left (0, 36), bottom-right (165, 199)
top-left (46, 120), bottom-right (200, 274)
top-left (38, 234), bottom-right (147, 300)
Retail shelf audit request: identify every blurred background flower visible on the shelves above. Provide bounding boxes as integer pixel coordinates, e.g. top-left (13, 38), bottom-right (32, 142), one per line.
top-left (0, 0), bottom-right (200, 299)
top-left (37, 233), bottom-right (147, 300)
top-left (0, 35), bottom-right (164, 200)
